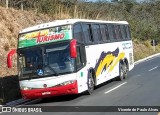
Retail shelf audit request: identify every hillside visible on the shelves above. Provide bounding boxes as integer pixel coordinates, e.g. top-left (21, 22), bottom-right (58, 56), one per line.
top-left (0, 6), bottom-right (54, 77)
top-left (0, 4), bottom-right (159, 77)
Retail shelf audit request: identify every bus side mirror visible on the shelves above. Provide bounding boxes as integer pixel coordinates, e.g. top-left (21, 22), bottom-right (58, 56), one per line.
top-left (70, 39), bottom-right (77, 58)
top-left (7, 49), bottom-right (16, 68)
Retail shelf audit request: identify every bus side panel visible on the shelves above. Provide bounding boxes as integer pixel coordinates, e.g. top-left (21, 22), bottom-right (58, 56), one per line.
top-left (128, 41), bottom-right (134, 71)
top-left (85, 43), bottom-right (119, 86)
top-left (121, 40), bottom-right (134, 71)
top-left (84, 40), bottom-right (134, 86)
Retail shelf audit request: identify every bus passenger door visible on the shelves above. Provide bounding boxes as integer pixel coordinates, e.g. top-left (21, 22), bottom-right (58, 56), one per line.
top-left (75, 44), bottom-right (88, 93)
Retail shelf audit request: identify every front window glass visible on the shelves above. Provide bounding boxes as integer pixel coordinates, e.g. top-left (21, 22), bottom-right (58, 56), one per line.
top-left (18, 42), bottom-right (75, 79)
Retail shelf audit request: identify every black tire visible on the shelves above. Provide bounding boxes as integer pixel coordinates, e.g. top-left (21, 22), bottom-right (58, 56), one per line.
top-left (123, 62), bottom-right (128, 79)
top-left (117, 63), bottom-right (125, 81)
top-left (86, 72), bottom-right (95, 95)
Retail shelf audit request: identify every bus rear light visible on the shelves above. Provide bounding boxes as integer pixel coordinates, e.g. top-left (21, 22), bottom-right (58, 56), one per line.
top-left (7, 49), bottom-right (16, 68)
top-left (70, 39), bottom-right (77, 58)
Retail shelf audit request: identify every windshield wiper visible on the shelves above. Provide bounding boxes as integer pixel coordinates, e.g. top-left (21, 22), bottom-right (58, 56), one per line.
top-left (45, 65), bottom-right (59, 76)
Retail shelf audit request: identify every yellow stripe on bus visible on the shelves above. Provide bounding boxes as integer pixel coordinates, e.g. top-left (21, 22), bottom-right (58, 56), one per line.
top-left (96, 54), bottom-right (116, 77)
top-left (108, 52), bottom-right (125, 73)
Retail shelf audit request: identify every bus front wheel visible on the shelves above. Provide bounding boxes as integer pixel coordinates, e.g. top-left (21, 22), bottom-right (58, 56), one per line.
top-left (87, 72), bottom-right (95, 95)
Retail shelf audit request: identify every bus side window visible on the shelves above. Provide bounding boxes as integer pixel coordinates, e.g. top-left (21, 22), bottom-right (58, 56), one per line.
top-left (73, 23), bottom-right (84, 43)
top-left (82, 24), bottom-right (93, 45)
top-left (100, 24), bottom-right (110, 42)
top-left (105, 25), bottom-right (110, 42)
top-left (115, 25), bottom-right (123, 40)
top-left (126, 25), bottom-right (132, 40)
top-left (91, 24), bottom-right (102, 44)
top-left (100, 25), bottom-right (107, 42)
top-left (76, 44), bottom-right (86, 71)
top-left (108, 24), bottom-right (116, 41)
top-left (76, 47), bottom-right (82, 68)
top-left (123, 25), bottom-right (128, 39)
top-left (120, 25), bottom-right (126, 40)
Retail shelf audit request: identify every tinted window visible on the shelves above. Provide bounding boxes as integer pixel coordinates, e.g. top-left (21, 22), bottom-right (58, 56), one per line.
top-left (115, 25), bottom-right (123, 40)
top-left (18, 42), bottom-right (75, 79)
top-left (100, 25), bottom-right (110, 42)
top-left (91, 24), bottom-right (102, 43)
top-left (76, 47), bottom-right (82, 67)
top-left (126, 25), bottom-right (131, 40)
top-left (105, 25), bottom-right (110, 41)
top-left (76, 44), bottom-right (86, 71)
top-left (108, 24), bottom-right (116, 41)
top-left (123, 25), bottom-right (129, 39)
top-left (120, 25), bottom-right (127, 40)
top-left (73, 23), bottom-right (84, 43)
top-left (82, 24), bottom-right (93, 44)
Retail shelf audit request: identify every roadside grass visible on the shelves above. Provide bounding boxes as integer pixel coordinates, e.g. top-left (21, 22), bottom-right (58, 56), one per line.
top-left (133, 40), bottom-right (160, 61)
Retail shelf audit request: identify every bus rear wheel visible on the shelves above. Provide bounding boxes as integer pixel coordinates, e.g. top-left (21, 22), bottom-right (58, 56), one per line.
top-left (123, 62), bottom-right (128, 79)
top-left (87, 72), bottom-right (95, 95)
top-left (117, 62), bottom-right (127, 81)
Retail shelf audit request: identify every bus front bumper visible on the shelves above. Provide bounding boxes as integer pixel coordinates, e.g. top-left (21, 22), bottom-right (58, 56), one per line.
top-left (21, 81), bottom-right (78, 99)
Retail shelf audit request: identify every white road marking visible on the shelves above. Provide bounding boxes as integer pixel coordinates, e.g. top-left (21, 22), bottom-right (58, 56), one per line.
top-left (148, 66), bottom-right (158, 72)
top-left (105, 82), bottom-right (127, 94)
top-left (135, 74), bottom-right (141, 77)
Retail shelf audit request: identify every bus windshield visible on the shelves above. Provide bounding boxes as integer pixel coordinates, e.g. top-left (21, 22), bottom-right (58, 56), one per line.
top-left (18, 42), bottom-right (75, 80)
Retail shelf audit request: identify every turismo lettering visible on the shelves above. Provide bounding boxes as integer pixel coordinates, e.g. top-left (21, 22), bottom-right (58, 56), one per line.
top-left (36, 32), bottom-right (65, 43)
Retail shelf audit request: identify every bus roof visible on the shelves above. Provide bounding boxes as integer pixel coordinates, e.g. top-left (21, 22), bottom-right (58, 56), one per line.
top-left (20, 19), bottom-right (129, 34)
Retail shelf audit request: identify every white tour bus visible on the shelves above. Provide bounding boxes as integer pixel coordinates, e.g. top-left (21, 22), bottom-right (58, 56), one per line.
top-left (7, 19), bottom-right (134, 99)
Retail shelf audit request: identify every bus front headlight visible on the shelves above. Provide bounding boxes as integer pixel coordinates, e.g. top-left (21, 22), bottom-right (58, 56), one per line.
top-left (21, 86), bottom-right (33, 90)
top-left (56, 80), bottom-right (76, 86)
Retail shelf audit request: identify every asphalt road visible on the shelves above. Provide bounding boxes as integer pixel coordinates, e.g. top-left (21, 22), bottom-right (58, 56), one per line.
top-left (1, 55), bottom-right (160, 115)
